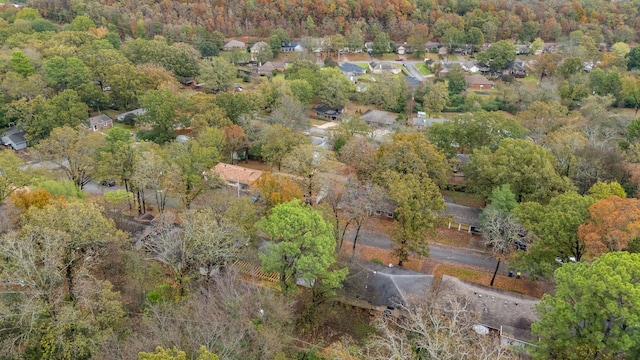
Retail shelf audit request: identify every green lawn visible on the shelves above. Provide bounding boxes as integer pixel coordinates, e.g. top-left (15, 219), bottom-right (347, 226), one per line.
top-left (518, 74), bottom-right (538, 84)
top-left (356, 63), bottom-right (369, 70)
top-left (415, 62), bottom-right (431, 75)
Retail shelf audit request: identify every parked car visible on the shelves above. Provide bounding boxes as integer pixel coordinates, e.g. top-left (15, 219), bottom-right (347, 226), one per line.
top-left (100, 179), bottom-right (116, 187)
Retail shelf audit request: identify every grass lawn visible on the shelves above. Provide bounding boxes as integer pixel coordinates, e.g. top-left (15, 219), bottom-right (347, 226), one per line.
top-left (441, 190), bottom-right (485, 208)
top-left (518, 74), bottom-right (538, 84)
top-left (356, 63), bottom-right (369, 70)
top-left (415, 62), bottom-right (431, 75)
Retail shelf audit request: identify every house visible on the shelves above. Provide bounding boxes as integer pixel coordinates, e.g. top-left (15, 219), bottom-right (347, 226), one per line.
top-left (222, 39), bottom-right (246, 51)
top-left (342, 262), bottom-right (434, 308)
top-left (439, 276), bottom-right (539, 343)
top-left (369, 61), bottom-right (401, 75)
top-left (258, 61), bottom-right (285, 75)
top-left (405, 76), bottom-right (422, 90)
top-left (462, 61), bottom-right (480, 73)
top-left (438, 46), bottom-right (448, 60)
top-left (465, 74), bottom-right (494, 89)
top-left (361, 109), bottom-right (396, 127)
top-left (515, 44), bottom-right (530, 55)
top-left (412, 112), bottom-right (446, 129)
top-left (339, 62), bottom-right (366, 77)
top-left (84, 114), bottom-right (113, 132)
top-left (510, 60), bottom-right (527, 78)
top-left (543, 42), bottom-right (559, 53)
top-left (396, 43), bottom-right (412, 55)
top-left (425, 41), bottom-right (441, 53)
top-left (364, 41), bottom-right (374, 53)
top-left (443, 201), bottom-right (481, 232)
top-left (212, 163), bottom-right (263, 194)
top-left (1, 127), bottom-right (27, 150)
top-left (313, 103), bottom-right (345, 121)
top-left (250, 41), bottom-right (270, 62)
top-left (281, 41), bottom-right (303, 52)
top-left (117, 108), bottom-right (147, 122)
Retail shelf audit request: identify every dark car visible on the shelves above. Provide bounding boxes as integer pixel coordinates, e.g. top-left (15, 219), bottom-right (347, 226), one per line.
top-left (100, 179), bottom-right (116, 187)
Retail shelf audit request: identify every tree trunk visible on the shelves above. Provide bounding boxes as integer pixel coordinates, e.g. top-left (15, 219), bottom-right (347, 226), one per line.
top-left (66, 263), bottom-right (76, 302)
top-left (352, 222), bottom-right (363, 256)
top-left (490, 258), bottom-right (501, 287)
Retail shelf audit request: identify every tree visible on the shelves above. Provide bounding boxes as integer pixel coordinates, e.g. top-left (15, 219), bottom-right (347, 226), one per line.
top-left (267, 28), bottom-right (289, 57)
top-left (622, 75), bottom-right (640, 115)
top-left (164, 136), bottom-right (221, 209)
top-left (447, 64), bottom-right (466, 95)
top-left (254, 171), bottom-right (303, 207)
top-left (0, 151), bottom-right (29, 204)
top-left (339, 179), bottom-right (385, 252)
top-left (338, 137), bottom-right (377, 180)
top-left (427, 110), bottom-right (526, 156)
top-left (198, 57), bottom-right (236, 92)
top-left (513, 192), bottom-right (594, 279)
top-left (372, 31), bottom-right (391, 56)
top-left (464, 138), bottom-right (574, 202)
top-left (11, 51), bottom-right (35, 77)
top-left (270, 95), bottom-right (309, 130)
top-left (222, 124), bottom-right (246, 163)
top-left (626, 45), bottom-right (640, 70)
top-left (376, 133), bottom-right (450, 188)
top-left (137, 89), bottom-right (186, 144)
top-left (364, 292), bottom-right (514, 359)
top-left (387, 172), bottom-right (445, 266)
top-left (139, 346), bottom-right (219, 360)
top-left (611, 42), bottom-right (631, 58)
top-left (422, 82), bottom-right (449, 116)
top-left (36, 126), bottom-right (105, 190)
top-left (283, 144), bottom-right (334, 199)
top-left (70, 15), bottom-right (96, 31)
top-left (477, 40), bottom-right (516, 71)
top-left (258, 200), bottom-right (347, 294)
top-left (532, 252), bottom-right (640, 359)
top-left (578, 196), bottom-right (640, 258)
top-left (318, 69), bottom-right (351, 108)
top-left (588, 181), bottom-right (626, 200)
top-left (259, 124), bottom-right (309, 170)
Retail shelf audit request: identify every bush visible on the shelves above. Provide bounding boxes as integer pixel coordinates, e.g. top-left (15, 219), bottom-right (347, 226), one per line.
top-left (371, 258), bottom-right (384, 266)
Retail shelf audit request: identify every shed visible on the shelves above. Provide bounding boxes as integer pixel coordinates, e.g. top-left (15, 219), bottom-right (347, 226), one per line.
top-left (1, 127), bottom-right (27, 150)
top-left (84, 114), bottom-right (113, 132)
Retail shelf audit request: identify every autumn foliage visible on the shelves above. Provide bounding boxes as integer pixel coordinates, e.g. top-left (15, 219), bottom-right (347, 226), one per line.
top-left (255, 172), bottom-right (302, 206)
top-left (578, 196), bottom-right (640, 258)
top-left (10, 188), bottom-right (54, 211)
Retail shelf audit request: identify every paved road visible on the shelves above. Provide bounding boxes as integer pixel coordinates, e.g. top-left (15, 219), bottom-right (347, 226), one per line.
top-left (345, 229), bottom-right (509, 274)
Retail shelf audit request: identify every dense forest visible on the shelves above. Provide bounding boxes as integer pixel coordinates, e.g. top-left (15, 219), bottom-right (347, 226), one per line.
top-left (0, 0), bottom-right (640, 359)
top-left (27, 0), bottom-right (640, 43)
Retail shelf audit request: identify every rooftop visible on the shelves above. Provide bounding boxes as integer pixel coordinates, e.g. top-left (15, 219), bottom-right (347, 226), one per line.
top-left (213, 163), bottom-right (263, 185)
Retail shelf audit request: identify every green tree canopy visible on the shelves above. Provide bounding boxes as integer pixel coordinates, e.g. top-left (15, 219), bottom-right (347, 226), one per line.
top-left (258, 199), bottom-right (347, 294)
top-left (477, 40), bottom-right (516, 71)
top-left (464, 138), bottom-right (574, 202)
top-left (532, 252), bottom-right (640, 359)
top-left (513, 191), bottom-right (595, 279)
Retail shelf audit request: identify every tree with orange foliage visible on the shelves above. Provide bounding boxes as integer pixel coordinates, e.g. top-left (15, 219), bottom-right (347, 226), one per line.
top-left (254, 172), bottom-right (303, 207)
top-left (222, 125), bottom-right (246, 164)
top-left (10, 189), bottom-right (54, 211)
top-left (578, 196), bottom-right (640, 258)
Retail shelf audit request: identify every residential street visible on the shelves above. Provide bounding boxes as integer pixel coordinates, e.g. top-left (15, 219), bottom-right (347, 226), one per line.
top-left (344, 229), bottom-right (510, 274)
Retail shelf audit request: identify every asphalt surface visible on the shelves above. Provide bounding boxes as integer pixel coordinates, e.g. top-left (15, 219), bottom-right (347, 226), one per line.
top-left (345, 229), bottom-right (510, 274)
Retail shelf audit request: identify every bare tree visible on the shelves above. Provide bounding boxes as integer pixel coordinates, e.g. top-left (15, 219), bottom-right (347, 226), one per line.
top-left (339, 179), bottom-right (385, 252)
top-left (362, 292), bottom-right (515, 359)
top-left (116, 271), bottom-right (295, 360)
